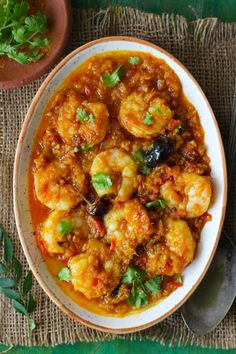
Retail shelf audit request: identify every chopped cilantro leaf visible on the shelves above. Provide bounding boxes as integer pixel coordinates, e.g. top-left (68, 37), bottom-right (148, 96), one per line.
top-left (128, 56), bottom-right (142, 65)
top-left (146, 199), bottom-right (166, 209)
top-left (144, 276), bottom-right (162, 295)
top-left (175, 275), bottom-right (183, 284)
top-left (71, 147), bottom-right (79, 154)
top-left (92, 172), bottom-right (112, 190)
top-left (144, 111), bottom-right (154, 125)
top-left (57, 267), bottom-right (71, 282)
top-left (76, 108), bottom-right (94, 123)
top-left (133, 149), bottom-right (144, 163)
top-left (59, 220), bottom-right (73, 235)
top-left (122, 266), bottom-right (152, 308)
top-left (139, 164), bottom-right (151, 175)
top-left (81, 144), bottom-right (91, 151)
top-left (102, 65), bottom-right (124, 88)
top-left (149, 106), bottom-right (162, 114)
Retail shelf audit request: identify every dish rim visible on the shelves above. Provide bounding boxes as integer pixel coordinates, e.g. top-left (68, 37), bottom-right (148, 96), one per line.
top-left (13, 36), bottom-right (227, 333)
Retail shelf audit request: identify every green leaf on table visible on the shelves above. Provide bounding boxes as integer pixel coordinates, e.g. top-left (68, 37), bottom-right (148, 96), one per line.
top-left (92, 172), bottom-right (112, 190)
top-left (102, 65), bottom-right (124, 88)
top-left (128, 56), bottom-right (142, 65)
top-left (23, 271), bottom-right (33, 295)
top-left (3, 232), bottom-right (13, 263)
top-left (12, 257), bottom-right (23, 282)
top-left (27, 295), bottom-right (36, 313)
top-left (59, 220), bottom-right (73, 235)
top-left (0, 262), bottom-right (8, 275)
top-left (58, 267), bottom-right (71, 282)
top-left (12, 299), bottom-right (28, 316)
top-left (28, 318), bottom-right (37, 333)
top-left (0, 277), bottom-right (16, 288)
top-left (0, 287), bottom-right (21, 300)
top-left (144, 276), bottom-right (162, 295)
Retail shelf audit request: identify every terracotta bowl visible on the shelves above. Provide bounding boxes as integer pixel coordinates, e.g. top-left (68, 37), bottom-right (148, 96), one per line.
top-left (0, 0), bottom-right (71, 89)
top-left (13, 37), bottom-right (227, 333)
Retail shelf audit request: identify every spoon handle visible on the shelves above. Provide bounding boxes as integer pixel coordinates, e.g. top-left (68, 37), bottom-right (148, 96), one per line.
top-left (226, 82), bottom-right (236, 190)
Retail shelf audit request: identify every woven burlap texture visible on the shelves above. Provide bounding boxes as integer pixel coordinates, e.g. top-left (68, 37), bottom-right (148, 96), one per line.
top-left (0, 7), bottom-right (236, 348)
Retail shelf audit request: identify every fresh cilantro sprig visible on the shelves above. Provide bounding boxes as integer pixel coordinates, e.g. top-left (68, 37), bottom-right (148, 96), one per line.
top-left (133, 149), bottom-right (151, 175)
top-left (0, 0), bottom-right (50, 64)
top-left (0, 224), bottom-right (37, 334)
top-left (121, 266), bottom-right (162, 308)
top-left (102, 65), bottom-right (124, 88)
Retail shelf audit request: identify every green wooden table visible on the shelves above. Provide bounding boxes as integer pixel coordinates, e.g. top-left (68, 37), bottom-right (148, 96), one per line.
top-left (1, 1), bottom-right (235, 353)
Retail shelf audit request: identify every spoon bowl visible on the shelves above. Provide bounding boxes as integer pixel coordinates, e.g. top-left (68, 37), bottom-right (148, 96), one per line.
top-left (181, 232), bottom-right (236, 335)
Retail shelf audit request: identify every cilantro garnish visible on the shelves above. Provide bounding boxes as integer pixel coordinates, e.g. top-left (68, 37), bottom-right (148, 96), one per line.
top-left (59, 220), bottom-right (73, 235)
top-left (57, 267), bottom-right (71, 282)
top-left (173, 125), bottom-right (182, 134)
top-left (76, 108), bottom-right (94, 123)
top-left (0, 1), bottom-right (50, 64)
top-left (144, 276), bottom-right (162, 295)
top-left (175, 275), bottom-right (183, 284)
top-left (144, 111), bottom-right (154, 126)
top-left (133, 149), bottom-right (144, 163)
top-left (149, 106), bottom-right (162, 114)
top-left (128, 56), bottom-right (141, 65)
top-left (92, 172), bottom-right (112, 190)
top-left (102, 65), bottom-right (124, 88)
top-left (80, 144), bottom-right (92, 151)
top-left (121, 266), bottom-right (162, 308)
top-left (133, 149), bottom-right (151, 175)
top-left (146, 199), bottom-right (167, 209)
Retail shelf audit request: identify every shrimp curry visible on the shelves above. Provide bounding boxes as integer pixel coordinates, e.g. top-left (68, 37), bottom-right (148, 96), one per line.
top-left (29, 51), bottom-right (212, 316)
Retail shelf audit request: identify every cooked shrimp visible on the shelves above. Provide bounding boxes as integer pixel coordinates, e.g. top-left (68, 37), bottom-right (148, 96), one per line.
top-left (40, 209), bottom-right (88, 257)
top-left (104, 199), bottom-right (151, 259)
top-left (69, 239), bottom-right (121, 299)
top-left (145, 218), bottom-right (196, 276)
top-left (57, 90), bottom-right (109, 146)
top-left (34, 160), bottom-right (87, 210)
top-left (119, 91), bottom-right (173, 138)
top-left (160, 167), bottom-right (211, 218)
top-left (90, 148), bottom-right (137, 202)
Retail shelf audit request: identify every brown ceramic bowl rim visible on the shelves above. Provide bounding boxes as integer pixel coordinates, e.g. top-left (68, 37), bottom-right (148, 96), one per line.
top-left (0, 0), bottom-right (72, 89)
top-left (13, 36), bottom-right (227, 334)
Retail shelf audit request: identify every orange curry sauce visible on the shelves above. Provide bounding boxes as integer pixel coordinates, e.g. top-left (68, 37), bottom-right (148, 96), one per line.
top-left (29, 51), bottom-right (212, 316)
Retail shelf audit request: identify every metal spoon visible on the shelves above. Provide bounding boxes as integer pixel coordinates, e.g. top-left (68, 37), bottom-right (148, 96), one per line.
top-left (181, 85), bottom-right (236, 335)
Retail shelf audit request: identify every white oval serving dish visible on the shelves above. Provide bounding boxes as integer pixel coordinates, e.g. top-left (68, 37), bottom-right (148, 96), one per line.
top-left (13, 37), bottom-right (227, 333)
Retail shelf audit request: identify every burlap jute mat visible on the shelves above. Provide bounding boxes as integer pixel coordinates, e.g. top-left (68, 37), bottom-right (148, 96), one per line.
top-left (0, 7), bottom-right (236, 348)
